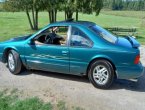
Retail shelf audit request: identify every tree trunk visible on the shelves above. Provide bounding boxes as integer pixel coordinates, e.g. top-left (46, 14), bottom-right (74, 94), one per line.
top-left (35, 10), bottom-right (38, 30)
top-left (68, 12), bottom-right (73, 19)
top-left (66, 11), bottom-right (73, 19)
top-left (25, 7), bottom-right (39, 30)
top-left (76, 10), bottom-right (78, 21)
top-left (65, 11), bottom-right (67, 20)
top-left (54, 9), bottom-right (57, 22)
top-left (32, 7), bottom-right (36, 29)
top-left (48, 9), bottom-right (57, 23)
top-left (26, 9), bottom-right (34, 30)
top-left (52, 10), bottom-right (54, 23)
top-left (48, 11), bottom-right (52, 23)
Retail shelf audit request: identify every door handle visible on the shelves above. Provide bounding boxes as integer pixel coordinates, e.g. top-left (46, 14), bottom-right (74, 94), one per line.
top-left (62, 51), bottom-right (68, 54)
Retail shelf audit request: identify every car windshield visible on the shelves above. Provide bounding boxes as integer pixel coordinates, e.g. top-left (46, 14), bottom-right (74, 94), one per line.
top-left (90, 25), bottom-right (117, 43)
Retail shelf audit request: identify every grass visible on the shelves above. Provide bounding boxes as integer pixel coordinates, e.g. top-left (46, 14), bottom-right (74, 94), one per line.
top-left (0, 11), bottom-right (145, 44)
top-left (0, 89), bottom-right (53, 110)
top-left (0, 89), bottom-right (84, 110)
top-left (101, 10), bottom-right (145, 19)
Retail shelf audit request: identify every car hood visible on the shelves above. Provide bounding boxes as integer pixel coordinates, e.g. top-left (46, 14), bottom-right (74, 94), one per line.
top-left (1, 34), bottom-right (32, 44)
top-left (116, 36), bottom-right (140, 48)
top-left (9, 34), bottom-right (32, 42)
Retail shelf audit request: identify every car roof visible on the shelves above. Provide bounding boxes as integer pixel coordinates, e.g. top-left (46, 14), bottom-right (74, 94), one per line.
top-left (49, 20), bottom-right (96, 27)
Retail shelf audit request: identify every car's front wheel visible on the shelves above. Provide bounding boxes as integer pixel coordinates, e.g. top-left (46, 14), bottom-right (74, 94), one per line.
top-left (88, 60), bottom-right (115, 89)
top-left (7, 50), bottom-right (23, 75)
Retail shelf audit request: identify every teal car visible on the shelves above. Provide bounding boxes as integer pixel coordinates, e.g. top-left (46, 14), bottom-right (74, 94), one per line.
top-left (0, 20), bottom-right (144, 89)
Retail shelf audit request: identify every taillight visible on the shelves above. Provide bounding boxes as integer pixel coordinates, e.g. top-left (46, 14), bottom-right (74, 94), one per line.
top-left (134, 55), bottom-right (140, 64)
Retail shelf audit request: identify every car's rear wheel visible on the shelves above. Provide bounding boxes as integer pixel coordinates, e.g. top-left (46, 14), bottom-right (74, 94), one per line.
top-left (88, 60), bottom-right (114, 89)
top-left (7, 50), bottom-right (23, 75)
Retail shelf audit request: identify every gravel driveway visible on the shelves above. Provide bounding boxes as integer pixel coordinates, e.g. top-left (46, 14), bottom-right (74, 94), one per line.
top-left (0, 46), bottom-right (145, 110)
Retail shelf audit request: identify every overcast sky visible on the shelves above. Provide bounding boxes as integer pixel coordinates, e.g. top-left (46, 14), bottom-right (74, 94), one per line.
top-left (0, 0), bottom-right (4, 2)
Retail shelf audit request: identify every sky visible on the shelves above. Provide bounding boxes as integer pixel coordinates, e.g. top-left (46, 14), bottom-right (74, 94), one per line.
top-left (0, 0), bottom-right (4, 2)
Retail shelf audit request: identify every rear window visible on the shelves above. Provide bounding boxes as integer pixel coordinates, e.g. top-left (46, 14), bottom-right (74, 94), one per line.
top-left (90, 25), bottom-right (117, 43)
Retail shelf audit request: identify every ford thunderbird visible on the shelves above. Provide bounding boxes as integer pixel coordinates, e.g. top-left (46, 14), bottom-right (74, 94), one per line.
top-left (0, 20), bottom-right (144, 89)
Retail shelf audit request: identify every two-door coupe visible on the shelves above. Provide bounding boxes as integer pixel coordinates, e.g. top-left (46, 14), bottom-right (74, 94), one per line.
top-left (0, 20), bottom-right (144, 89)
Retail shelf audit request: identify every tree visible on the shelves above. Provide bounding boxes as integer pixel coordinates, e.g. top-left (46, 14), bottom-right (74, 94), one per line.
top-left (122, 0), bottom-right (129, 10)
top-left (118, 0), bottom-right (123, 10)
top-left (138, 0), bottom-right (144, 10)
top-left (3, 0), bottom-right (42, 30)
top-left (63, 0), bottom-right (75, 20)
top-left (3, 0), bottom-right (18, 12)
top-left (92, 0), bottom-right (103, 15)
top-left (3, 0), bottom-right (103, 30)
top-left (103, 0), bottom-right (145, 11)
top-left (112, 0), bottom-right (116, 10)
top-left (75, 0), bottom-right (82, 21)
top-left (41, 0), bottom-right (62, 23)
top-left (62, 0), bottom-right (103, 20)
top-left (111, 0), bottom-right (123, 10)
top-left (144, 0), bottom-right (145, 10)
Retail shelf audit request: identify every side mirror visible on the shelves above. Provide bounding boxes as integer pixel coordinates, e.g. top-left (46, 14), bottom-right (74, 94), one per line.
top-left (28, 39), bottom-right (35, 45)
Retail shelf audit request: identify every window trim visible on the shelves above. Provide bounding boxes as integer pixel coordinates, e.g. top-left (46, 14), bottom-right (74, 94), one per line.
top-left (32, 25), bottom-right (71, 47)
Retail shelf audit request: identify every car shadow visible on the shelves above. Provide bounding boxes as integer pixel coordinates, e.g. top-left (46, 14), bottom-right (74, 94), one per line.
top-left (19, 67), bottom-right (145, 92)
top-left (20, 70), bottom-right (90, 83)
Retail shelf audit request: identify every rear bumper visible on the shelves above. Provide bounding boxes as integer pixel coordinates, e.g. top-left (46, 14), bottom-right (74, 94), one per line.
top-left (116, 62), bottom-right (144, 79)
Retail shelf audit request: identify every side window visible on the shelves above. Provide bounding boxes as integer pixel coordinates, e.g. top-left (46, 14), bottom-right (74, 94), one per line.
top-left (70, 27), bottom-right (93, 47)
top-left (35, 26), bottom-right (69, 46)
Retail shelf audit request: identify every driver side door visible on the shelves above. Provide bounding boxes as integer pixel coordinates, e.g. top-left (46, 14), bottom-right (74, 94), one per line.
top-left (24, 26), bottom-right (70, 74)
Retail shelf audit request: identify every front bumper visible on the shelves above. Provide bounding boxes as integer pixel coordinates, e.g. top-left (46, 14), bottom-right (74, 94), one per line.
top-left (116, 62), bottom-right (144, 79)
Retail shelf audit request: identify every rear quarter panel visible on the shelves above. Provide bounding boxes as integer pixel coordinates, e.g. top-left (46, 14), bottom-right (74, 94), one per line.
top-left (69, 24), bottom-right (139, 75)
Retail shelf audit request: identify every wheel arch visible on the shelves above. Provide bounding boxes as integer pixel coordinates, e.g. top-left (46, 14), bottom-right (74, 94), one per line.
top-left (2, 47), bottom-right (19, 63)
top-left (87, 57), bottom-right (117, 79)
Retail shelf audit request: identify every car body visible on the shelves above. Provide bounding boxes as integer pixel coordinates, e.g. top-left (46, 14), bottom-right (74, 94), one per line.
top-left (0, 20), bottom-right (144, 89)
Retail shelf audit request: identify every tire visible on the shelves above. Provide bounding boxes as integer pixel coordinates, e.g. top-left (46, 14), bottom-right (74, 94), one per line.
top-left (7, 50), bottom-right (23, 75)
top-left (88, 60), bottom-right (114, 89)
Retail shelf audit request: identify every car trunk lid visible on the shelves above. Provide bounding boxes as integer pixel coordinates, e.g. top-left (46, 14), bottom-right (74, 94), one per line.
top-left (125, 36), bottom-right (140, 48)
top-left (116, 36), bottom-right (140, 49)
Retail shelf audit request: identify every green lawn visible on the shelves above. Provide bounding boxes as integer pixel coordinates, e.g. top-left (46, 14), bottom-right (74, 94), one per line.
top-left (101, 10), bottom-right (145, 19)
top-left (0, 11), bottom-right (145, 44)
top-left (0, 89), bottom-right (84, 110)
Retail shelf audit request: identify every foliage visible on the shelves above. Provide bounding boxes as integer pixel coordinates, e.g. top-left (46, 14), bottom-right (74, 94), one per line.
top-left (103, 0), bottom-right (145, 11)
top-left (0, 3), bottom-right (3, 11)
top-left (62, 0), bottom-right (103, 20)
top-left (3, 0), bottom-right (103, 29)
top-left (41, 0), bottom-right (62, 23)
